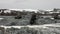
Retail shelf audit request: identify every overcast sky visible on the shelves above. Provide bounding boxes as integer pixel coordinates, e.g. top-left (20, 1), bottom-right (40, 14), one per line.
top-left (0, 0), bottom-right (60, 10)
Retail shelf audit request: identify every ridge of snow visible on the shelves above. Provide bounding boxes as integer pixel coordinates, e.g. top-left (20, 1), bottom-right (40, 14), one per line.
top-left (9, 9), bottom-right (38, 13)
top-left (0, 9), bottom-right (53, 13)
top-left (10, 9), bottom-right (37, 11)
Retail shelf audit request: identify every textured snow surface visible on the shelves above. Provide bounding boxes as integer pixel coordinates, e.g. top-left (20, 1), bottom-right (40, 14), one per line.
top-left (0, 23), bottom-right (60, 29)
top-left (1, 24), bottom-right (60, 34)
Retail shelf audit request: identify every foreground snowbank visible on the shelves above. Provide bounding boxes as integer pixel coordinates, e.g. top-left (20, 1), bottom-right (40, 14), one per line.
top-left (0, 23), bottom-right (60, 29)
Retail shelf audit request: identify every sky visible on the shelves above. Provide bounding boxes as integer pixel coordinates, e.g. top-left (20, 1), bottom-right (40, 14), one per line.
top-left (0, 0), bottom-right (60, 10)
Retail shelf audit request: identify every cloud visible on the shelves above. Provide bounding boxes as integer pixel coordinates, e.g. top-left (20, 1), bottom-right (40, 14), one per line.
top-left (0, 0), bottom-right (60, 10)
top-left (0, 0), bottom-right (15, 4)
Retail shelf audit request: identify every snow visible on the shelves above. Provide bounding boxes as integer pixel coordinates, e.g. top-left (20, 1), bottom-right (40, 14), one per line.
top-left (0, 24), bottom-right (60, 29)
top-left (0, 9), bottom-right (54, 13)
top-left (10, 9), bottom-right (38, 13)
top-left (0, 18), bottom-right (4, 20)
top-left (4, 10), bottom-right (11, 13)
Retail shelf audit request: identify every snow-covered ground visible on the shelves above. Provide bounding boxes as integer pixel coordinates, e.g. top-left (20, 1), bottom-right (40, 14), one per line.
top-left (0, 23), bottom-right (60, 29)
top-left (3, 9), bottom-right (53, 13)
top-left (10, 9), bottom-right (38, 13)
